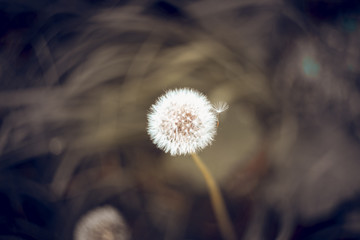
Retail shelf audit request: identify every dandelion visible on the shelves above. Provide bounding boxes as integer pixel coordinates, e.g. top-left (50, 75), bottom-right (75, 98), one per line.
top-left (147, 88), bottom-right (218, 156)
top-left (74, 206), bottom-right (130, 240)
top-left (147, 88), bottom-right (236, 240)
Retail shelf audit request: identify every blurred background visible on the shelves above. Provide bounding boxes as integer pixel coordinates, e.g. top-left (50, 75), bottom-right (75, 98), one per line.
top-left (0, 0), bottom-right (360, 239)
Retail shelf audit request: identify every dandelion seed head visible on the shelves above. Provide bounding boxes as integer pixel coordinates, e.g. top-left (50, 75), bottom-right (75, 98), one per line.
top-left (147, 88), bottom-right (217, 156)
top-left (74, 206), bottom-right (130, 240)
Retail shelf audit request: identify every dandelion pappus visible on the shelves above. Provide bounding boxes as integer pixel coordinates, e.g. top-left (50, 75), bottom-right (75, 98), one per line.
top-left (213, 101), bottom-right (229, 128)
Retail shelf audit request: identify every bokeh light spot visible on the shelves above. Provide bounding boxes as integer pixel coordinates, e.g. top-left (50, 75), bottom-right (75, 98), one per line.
top-left (302, 56), bottom-right (320, 77)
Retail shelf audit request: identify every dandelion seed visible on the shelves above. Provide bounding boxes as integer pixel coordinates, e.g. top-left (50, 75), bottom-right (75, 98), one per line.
top-left (213, 101), bottom-right (229, 114)
top-left (147, 88), bottom-right (217, 156)
top-left (74, 206), bottom-right (130, 240)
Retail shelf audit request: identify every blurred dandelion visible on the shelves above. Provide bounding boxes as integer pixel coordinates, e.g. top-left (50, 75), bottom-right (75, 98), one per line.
top-left (147, 88), bottom-right (236, 240)
top-left (74, 206), bottom-right (130, 240)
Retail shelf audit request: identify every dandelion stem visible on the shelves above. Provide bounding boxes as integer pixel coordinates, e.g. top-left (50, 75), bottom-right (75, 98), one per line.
top-left (190, 153), bottom-right (237, 240)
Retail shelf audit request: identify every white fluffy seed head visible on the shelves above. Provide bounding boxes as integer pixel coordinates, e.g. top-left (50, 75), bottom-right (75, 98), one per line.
top-left (147, 88), bottom-right (218, 156)
top-left (74, 206), bottom-right (130, 240)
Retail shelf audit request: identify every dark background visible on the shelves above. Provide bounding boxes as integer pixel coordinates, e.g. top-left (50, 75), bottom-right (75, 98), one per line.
top-left (0, 0), bottom-right (360, 239)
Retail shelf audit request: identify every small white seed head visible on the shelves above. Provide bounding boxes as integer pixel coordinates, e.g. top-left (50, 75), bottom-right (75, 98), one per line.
top-left (147, 88), bottom-right (218, 156)
top-left (74, 206), bottom-right (130, 240)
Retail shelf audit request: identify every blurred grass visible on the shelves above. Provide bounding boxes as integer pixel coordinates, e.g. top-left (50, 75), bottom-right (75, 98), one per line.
top-left (0, 0), bottom-right (360, 239)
